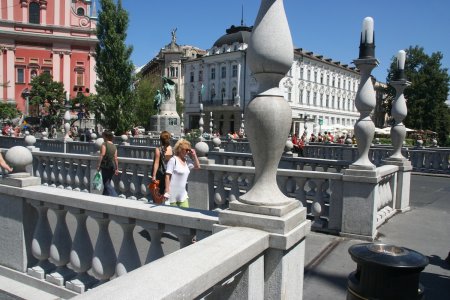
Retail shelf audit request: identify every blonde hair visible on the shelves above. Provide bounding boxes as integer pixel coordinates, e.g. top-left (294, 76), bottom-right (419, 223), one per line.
top-left (173, 139), bottom-right (191, 156)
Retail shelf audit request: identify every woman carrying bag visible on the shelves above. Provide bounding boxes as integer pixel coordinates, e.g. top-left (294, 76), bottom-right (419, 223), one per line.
top-left (150, 131), bottom-right (173, 202)
top-left (96, 131), bottom-right (119, 197)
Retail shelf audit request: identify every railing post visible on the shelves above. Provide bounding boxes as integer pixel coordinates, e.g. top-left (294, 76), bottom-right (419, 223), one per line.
top-left (112, 216), bottom-right (141, 276)
top-left (216, 1), bottom-right (311, 299)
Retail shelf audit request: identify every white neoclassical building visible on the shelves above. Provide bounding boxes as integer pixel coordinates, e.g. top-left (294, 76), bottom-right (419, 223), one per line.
top-left (183, 24), bottom-right (361, 136)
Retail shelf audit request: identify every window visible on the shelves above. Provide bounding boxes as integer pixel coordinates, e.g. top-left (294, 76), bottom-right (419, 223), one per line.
top-left (332, 96), bottom-right (335, 109)
top-left (17, 68), bottom-right (25, 83)
top-left (300, 67), bottom-right (304, 79)
top-left (77, 7), bottom-right (85, 16)
top-left (314, 71), bottom-right (318, 82)
top-left (30, 69), bottom-right (38, 79)
top-left (326, 75), bottom-right (330, 85)
top-left (338, 78), bottom-right (341, 89)
top-left (320, 73), bottom-right (324, 84)
top-left (299, 89), bottom-right (303, 103)
top-left (232, 87), bottom-right (237, 100)
top-left (198, 91), bottom-right (202, 102)
top-left (190, 71), bottom-right (194, 83)
top-left (286, 87), bottom-right (292, 102)
top-left (221, 88), bottom-right (226, 100)
top-left (320, 94), bottom-right (323, 107)
top-left (211, 68), bottom-right (215, 80)
top-left (332, 77), bottom-right (335, 87)
top-left (198, 70), bottom-right (203, 81)
top-left (211, 88), bottom-right (216, 100)
top-left (313, 92), bottom-right (317, 106)
top-left (221, 66), bottom-right (226, 79)
top-left (307, 69), bottom-right (311, 81)
top-left (232, 65), bottom-right (238, 77)
top-left (326, 95), bottom-right (329, 107)
top-left (43, 69), bottom-right (51, 75)
top-left (307, 91), bottom-right (311, 105)
top-left (76, 72), bottom-right (84, 86)
top-left (29, 2), bottom-right (40, 24)
top-left (170, 67), bottom-right (177, 78)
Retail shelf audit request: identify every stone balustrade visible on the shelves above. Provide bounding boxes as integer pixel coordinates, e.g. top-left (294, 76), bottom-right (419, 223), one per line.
top-left (0, 182), bottom-right (218, 295)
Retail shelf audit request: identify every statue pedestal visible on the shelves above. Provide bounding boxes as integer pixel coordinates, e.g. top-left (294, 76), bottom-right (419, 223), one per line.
top-left (150, 113), bottom-right (180, 135)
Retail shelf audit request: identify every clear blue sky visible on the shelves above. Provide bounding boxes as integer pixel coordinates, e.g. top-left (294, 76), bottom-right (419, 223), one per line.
top-left (117, 0), bottom-right (449, 88)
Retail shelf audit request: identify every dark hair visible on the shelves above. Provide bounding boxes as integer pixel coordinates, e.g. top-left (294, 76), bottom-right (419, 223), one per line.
top-left (102, 130), bottom-right (114, 141)
top-left (160, 131), bottom-right (171, 147)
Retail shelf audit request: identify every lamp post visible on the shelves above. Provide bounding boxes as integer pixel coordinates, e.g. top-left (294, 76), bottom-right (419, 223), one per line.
top-left (22, 88), bottom-right (31, 117)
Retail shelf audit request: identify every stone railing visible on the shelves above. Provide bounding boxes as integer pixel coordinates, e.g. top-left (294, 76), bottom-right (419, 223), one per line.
top-left (208, 151), bottom-right (350, 173)
top-left (3, 147), bottom-right (406, 238)
top-left (0, 181), bottom-right (218, 296)
top-left (188, 162), bottom-right (401, 238)
top-left (31, 151), bottom-right (153, 200)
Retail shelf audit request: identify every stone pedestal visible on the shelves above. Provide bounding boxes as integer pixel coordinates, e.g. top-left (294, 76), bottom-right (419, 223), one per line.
top-left (215, 200), bottom-right (310, 299)
top-left (342, 168), bottom-right (379, 240)
top-left (383, 158), bottom-right (412, 212)
top-left (150, 113), bottom-right (180, 134)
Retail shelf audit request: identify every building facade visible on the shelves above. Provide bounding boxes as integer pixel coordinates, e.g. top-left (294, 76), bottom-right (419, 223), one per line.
top-left (184, 25), bottom-right (362, 136)
top-left (139, 30), bottom-right (206, 107)
top-left (0, 0), bottom-right (98, 113)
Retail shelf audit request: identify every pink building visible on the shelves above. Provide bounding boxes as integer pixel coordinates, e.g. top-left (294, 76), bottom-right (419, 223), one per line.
top-left (0, 0), bottom-right (98, 113)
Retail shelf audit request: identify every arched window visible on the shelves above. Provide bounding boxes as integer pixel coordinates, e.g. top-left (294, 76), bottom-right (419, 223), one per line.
top-left (29, 2), bottom-right (40, 24)
top-left (77, 7), bottom-right (85, 16)
top-left (221, 88), bottom-right (226, 101)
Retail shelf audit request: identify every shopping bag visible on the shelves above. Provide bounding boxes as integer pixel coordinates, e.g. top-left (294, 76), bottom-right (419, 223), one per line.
top-left (92, 172), bottom-right (103, 191)
top-left (148, 180), bottom-right (165, 204)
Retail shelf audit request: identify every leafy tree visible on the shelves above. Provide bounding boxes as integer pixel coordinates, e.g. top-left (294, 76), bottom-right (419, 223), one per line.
top-left (0, 102), bottom-right (21, 120)
top-left (94, 0), bottom-right (135, 135)
top-left (134, 74), bottom-right (159, 129)
top-left (385, 46), bottom-right (450, 145)
top-left (28, 72), bottom-right (66, 129)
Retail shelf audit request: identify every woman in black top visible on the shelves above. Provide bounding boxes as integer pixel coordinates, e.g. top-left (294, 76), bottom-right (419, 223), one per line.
top-left (96, 131), bottom-right (119, 196)
top-left (152, 131), bottom-right (173, 196)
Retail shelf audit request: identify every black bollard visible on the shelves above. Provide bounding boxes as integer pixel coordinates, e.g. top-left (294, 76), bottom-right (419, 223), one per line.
top-left (347, 243), bottom-right (428, 300)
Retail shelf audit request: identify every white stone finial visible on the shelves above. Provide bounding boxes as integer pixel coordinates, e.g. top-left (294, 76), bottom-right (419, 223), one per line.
top-left (247, 0), bottom-right (293, 95)
top-left (239, 0), bottom-right (294, 206)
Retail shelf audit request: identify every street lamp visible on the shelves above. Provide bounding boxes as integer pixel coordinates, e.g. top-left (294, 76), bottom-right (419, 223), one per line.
top-left (21, 88), bottom-right (31, 117)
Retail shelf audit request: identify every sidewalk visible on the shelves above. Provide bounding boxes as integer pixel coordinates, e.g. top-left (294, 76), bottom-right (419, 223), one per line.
top-left (303, 174), bottom-right (450, 300)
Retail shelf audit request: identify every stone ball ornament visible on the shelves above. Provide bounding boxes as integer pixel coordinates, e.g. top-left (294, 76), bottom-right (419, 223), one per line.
top-left (25, 134), bottom-right (37, 147)
top-left (194, 141), bottom-right (209, 157)
top-left (95, 138), bottom-right (105, 150)
top-left (5, 146), bottom-right (33, 173)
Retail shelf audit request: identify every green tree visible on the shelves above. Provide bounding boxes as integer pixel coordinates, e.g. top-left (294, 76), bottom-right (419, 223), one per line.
top-left (0, 102), bottom-right (20, 120)
top-left (94, 0), bottom-right (135, 135)
top-left (385, 46), bottom-right (450, 145)
top-left (134, 74), bottom-right (159, 129)
top-left (28, 72), bottom-right (66, 129)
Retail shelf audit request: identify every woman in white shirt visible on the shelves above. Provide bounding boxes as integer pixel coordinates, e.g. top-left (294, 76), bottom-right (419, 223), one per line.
top-left (164, 139), bottom-right (200, 207)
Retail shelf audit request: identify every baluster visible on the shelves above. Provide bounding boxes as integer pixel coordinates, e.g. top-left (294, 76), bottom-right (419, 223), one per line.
top-left (118, 162), bottom-right (129, 198)
top-left (34, 156), bottom-right (44, 179)
top-left (295, 178), bottom-right (307, 207)
top-left (65, 208), bottom-right (96, 293)
top-left (113, 217), bottom-right (140, 276)
top-left (45, 205), bottom-right (75, 286)
top-left (311, 179), bottom-right (326, 229)
top-left (228, 172), bottom-right (240, 202)
top-left (214, 171), bottom-right (227, 207)
top-left (73, 159), bottom-right (83, 192)
top-left (89, 212), bottom-right (117, 284)
top-left (138, 222), bottom-right (165, 263)
top-left (27, 200), bottom-right (55, 279)
top-left (66, 158), bottom-right (74, 190)
top-left (128, 165), bottom-right (139, 200)
top-left (167, 225), bottom-right (194, 249)
top-left (50, 157), bottom-right (58, 188)
top-left (277, 176), bottom-right (289, 196)
top-left (140, 164), bottom-right (151, 202)
top-left (81, 159), bottom-right (89, 192)
top-left (57, 158), bottom-right (67, 189)
top-left (42, 156), bottom-right (51, 186)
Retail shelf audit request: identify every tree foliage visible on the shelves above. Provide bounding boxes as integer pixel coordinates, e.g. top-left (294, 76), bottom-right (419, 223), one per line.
top-left (385, 46), bottom-right (450, 145)
top-left (94, 0), bottom-right (135, 134)
top-left (0, 102), bottom-right (21, 120)
top-left (134, 74), bottom-right (159, 129)
top-left (28, 72), bottom-right (67, 129)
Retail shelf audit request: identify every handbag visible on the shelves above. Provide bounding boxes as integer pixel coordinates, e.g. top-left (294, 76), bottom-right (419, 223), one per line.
top-left (92, 171), bottom-right (103, 191)
top-left (148, 180), bottom-right (165, 204)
